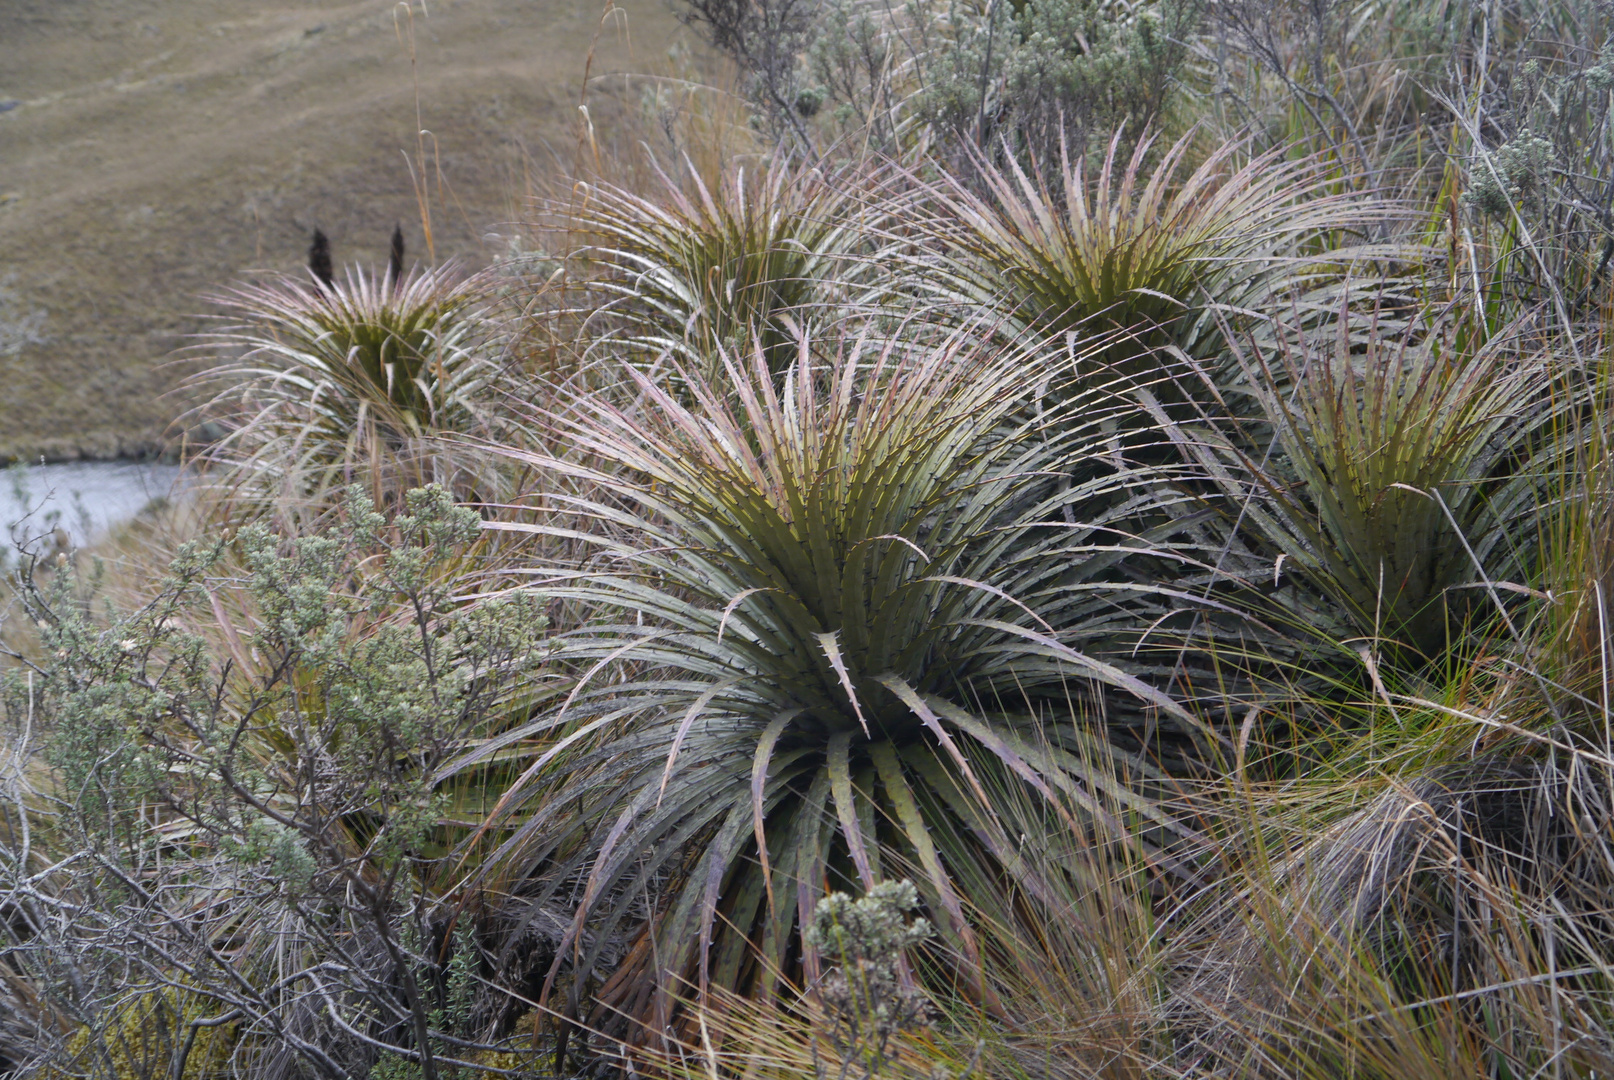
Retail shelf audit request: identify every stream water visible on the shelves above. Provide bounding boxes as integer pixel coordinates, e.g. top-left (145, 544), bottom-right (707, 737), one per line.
top-left (0, 460), bottom-right (186, 551)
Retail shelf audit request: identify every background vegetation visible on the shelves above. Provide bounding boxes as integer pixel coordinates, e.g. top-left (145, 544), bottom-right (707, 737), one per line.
top-left (4, 0), bottom-right (1614, 1075)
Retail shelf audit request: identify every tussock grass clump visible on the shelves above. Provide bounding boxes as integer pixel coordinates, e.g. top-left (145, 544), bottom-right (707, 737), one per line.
top-left (632, 710), bottom-right (1614, 1079)
top-left (1167, 716), bottom-right (1614, 1078)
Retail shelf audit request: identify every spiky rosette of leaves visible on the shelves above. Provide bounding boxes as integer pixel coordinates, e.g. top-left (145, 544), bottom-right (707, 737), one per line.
top-left (450, 322), bottom-right (1218, 1029)
top-left (190, 264), bottom-right (501, 520)
top-left (1174, 303), bottom-right (1573, 668)
top-left (559, 157), bottom-right (880, 379)
top-left (909, 131), bottom-right (1376, 388)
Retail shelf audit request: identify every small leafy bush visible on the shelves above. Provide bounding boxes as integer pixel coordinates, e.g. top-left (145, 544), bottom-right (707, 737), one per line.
top-left (680, 0), bottom-right (1200, 167)
top-left (916, 0), bottom-right (1201, 170)
top-left (677, 0), bottom-right (824, 148)
top-left (804, 881), bottom-right (936, 1080)
top-left (1458, 39), bottom-right (1614, 307)
top-left (0, 486), bottom-right (554, 1080)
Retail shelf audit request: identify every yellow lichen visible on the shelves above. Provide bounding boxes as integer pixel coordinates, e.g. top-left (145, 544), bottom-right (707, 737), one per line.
top-left (44, 986), bottom-right (235, 1080)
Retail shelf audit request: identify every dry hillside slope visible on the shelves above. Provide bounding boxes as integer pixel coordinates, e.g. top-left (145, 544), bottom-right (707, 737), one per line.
top-left (0, 0), bottom-right (694, 461)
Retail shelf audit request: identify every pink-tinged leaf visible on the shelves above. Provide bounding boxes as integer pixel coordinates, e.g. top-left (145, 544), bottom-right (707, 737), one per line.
top-left (967, 618), bottom-right (1223, 746)
top-left (877, 673), bottom-right (994, 810)
top-left (868, 740), bottom-right (1001, 1013)
top-left (817, 631), bottom-right (868, 736)
top-left (659, 679), bottom-right (739, 807)
top-left (848, 533), bottom-right (931, 562)
top-left (752, 710), bottom-right (801, 920)
top-left (718, 587), bottom-right (785, 642)
top-left (827, 732), bottom-right (877, 890)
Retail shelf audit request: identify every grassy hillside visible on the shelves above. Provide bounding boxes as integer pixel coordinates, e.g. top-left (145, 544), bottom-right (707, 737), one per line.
top-left (0, 0), bottom-right (697, 461)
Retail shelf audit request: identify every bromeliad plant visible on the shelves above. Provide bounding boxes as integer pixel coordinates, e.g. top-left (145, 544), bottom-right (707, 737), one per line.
top-left (191, 264), bottom-right (502, 522)
top-left (1178, 302), bottom-right (1573, 670)
top-left (910, 131), bottom-right (1372, 391)
top-left (559, 157), bottom-right (880, 380)
top-left (454, 320), bottom-right (1219, 1030)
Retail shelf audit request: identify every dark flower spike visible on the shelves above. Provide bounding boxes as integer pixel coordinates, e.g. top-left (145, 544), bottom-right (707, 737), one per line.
top-left (389, 223), bottom-right (406, 288)
top-left (308, 227), bottom-right (334, 291)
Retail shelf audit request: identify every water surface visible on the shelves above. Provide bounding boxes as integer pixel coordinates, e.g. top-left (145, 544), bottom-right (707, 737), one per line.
top-left (1, 461), bottom-right (185, 551)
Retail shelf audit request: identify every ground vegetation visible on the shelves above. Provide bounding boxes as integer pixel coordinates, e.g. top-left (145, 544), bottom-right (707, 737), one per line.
top-left (5, 0), bottom-right (1614, 1075)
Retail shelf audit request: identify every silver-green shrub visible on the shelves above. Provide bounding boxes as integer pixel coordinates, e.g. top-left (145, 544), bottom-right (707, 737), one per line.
top-left (0, 486), bottom-right (552, 1080)
top-left (805, 881), bottom-right (936, 1080)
